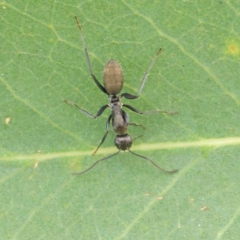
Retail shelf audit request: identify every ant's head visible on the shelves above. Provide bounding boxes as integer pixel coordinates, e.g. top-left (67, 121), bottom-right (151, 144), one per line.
top-left (114, 134), bottom-right (132, 151)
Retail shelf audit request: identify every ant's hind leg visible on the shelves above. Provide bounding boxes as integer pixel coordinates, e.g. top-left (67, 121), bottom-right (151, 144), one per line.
top-left (137, 48), bottom-right (162, 96)
top-left (121, 49), bottom-right (162, 100)
top-left (74, 16), bottom-right (107, 95)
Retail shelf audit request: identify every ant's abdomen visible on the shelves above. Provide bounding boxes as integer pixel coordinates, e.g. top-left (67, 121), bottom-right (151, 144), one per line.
top-left (103, 60), bottom-right (124, 95)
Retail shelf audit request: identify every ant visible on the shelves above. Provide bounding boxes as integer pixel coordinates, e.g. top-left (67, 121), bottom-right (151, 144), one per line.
top-left (64, 16), bottom-right (178, 175)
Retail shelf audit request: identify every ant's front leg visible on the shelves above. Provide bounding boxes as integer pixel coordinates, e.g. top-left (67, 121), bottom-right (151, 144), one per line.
top-left (92, 114), bottom-right (112, 155)
top-left (122, 110), bottom-right (146, 129)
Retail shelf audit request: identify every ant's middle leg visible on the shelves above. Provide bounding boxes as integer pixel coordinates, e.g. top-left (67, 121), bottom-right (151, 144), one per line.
top-left (64, 99), bottom-right (108, 119)
top-left (123, 104), bottom-right (178, 115)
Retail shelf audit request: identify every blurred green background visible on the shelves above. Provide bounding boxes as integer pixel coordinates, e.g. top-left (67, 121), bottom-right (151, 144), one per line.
top-left (1, 1), bottom-right (240, 239)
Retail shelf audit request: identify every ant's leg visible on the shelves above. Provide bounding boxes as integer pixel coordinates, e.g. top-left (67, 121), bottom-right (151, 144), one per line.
top-left (72, 150), bottom-right (120, 175)
top-left (123, 104), bottom-right (178, 115)
top-left (122, 110), bottom-right (146, 129)
top-left (137, 48), bottom-right (162, 96)
top-left (92, 114), bottom-right (112, 155)
top-left (121, 93), bottom-right (138, 99)
top-left (121, 49), bottom-right (162, 99)
top-left (128, 122), bottom-right (146, 129)
top-left (132, 135), bottom-right (143, 142)
top-left (129, 149), bottom-right (178, 174)
top-left (64, 100), bottom-right (108, 118)
top-left (74, 16), bottom-right (107, 95)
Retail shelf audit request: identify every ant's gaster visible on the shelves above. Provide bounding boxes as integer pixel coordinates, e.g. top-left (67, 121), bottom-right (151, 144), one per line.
top-left (65, 16), bottom-right (178, 175)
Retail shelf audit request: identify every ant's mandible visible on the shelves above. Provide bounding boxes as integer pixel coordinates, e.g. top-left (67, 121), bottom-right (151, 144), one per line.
top-left (65, 16), bottom-right (178, 175)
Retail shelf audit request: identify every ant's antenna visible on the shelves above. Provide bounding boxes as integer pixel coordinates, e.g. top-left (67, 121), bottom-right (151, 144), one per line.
top-left (72, 151), bottom-right (120, 175)
top-left (128, 150), bottom-right (178, 173)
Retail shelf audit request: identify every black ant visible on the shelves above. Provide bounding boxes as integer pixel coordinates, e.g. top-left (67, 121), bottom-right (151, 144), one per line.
top-left (65, 16), bottom-right (178, 174)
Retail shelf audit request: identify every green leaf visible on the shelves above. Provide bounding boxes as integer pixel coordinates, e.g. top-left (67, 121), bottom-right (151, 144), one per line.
top-left (1, 1), bottom-right (240, 239)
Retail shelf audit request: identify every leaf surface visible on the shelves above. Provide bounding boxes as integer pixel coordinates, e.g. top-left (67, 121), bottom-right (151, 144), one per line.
top-left (1, 1), bottom-right (240, 239)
